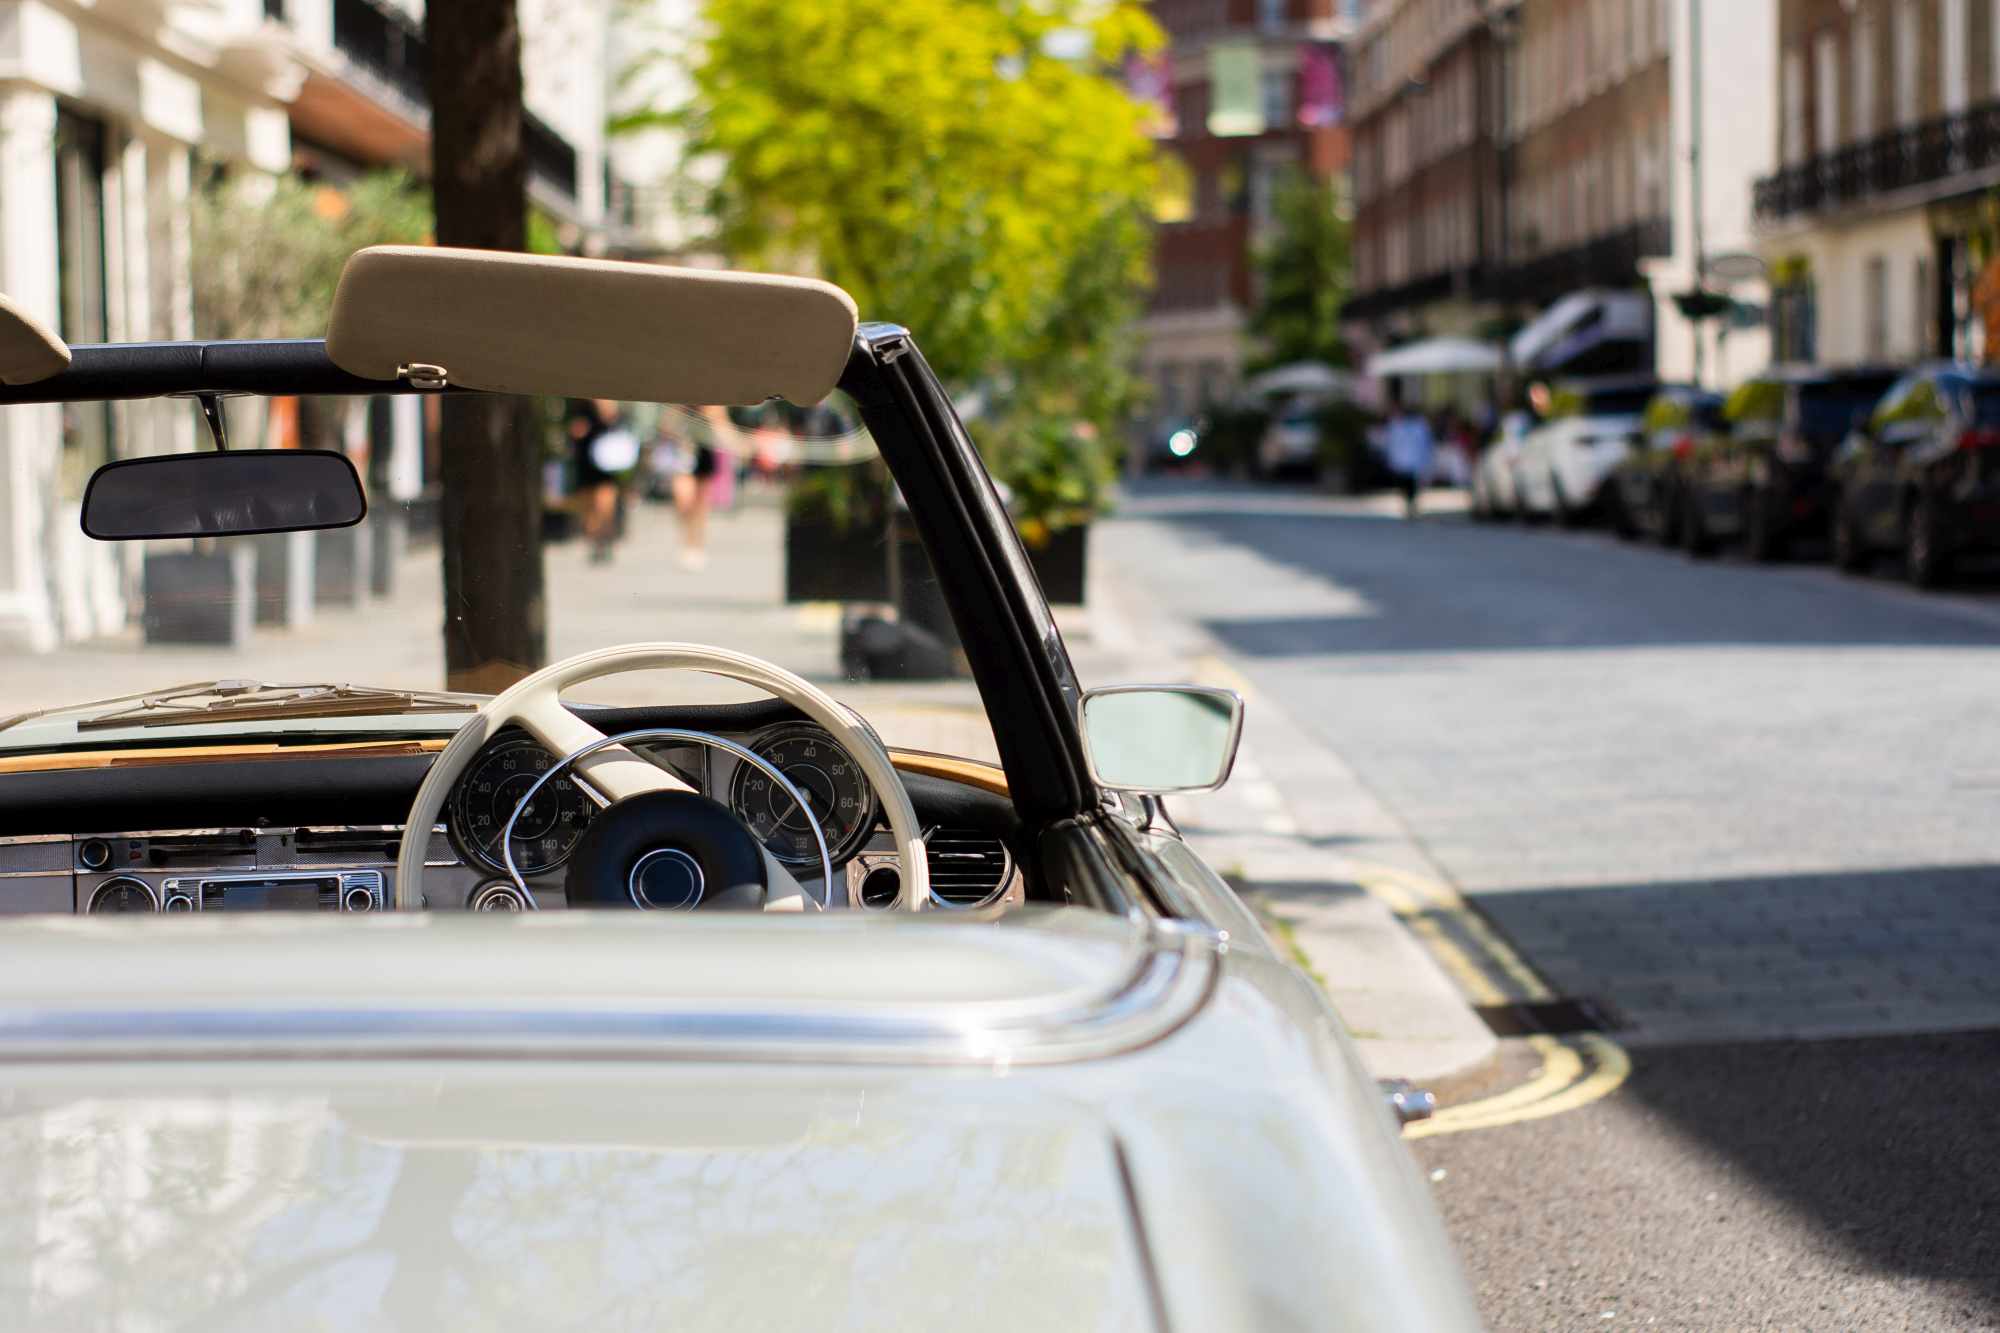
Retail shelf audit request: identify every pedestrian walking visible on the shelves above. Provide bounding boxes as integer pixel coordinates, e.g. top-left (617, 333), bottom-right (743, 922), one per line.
top-left (568, 398), bottom-right (637, 563)
top-left (1385, 398), bottom-right (1436, 518)
top-left (656, 408), bottom-right (718, 570)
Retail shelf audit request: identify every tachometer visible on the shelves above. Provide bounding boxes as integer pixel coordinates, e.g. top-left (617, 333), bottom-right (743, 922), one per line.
top-left (447, 733), bottom-right (594, 876)
top-left (730, 723), bottom-right (877, 868)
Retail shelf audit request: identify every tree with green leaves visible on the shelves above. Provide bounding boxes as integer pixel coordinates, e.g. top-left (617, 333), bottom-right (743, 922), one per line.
top-left (1248, 171), bottom-right (1353, 371)
top-left (632, 0), bottom-right (1162, 530)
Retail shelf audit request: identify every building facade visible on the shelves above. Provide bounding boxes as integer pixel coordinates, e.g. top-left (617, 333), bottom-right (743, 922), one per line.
top-left (0, 0), bottom-right (633, 655)
top-left (1140, 0), bottom-right (1360, 434)
top-left (1755, 0), bottom-right (2000, 367)
top-left (1347, 0), bottom-right (1772, 388)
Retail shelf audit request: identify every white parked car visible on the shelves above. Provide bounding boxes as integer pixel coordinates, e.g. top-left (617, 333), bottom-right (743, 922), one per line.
top-left (1515, 380), bottom-right (1655, 525)
top-left (1257, 402), bottom-right (1323, 478)
top-left (0, 247), bottom-right (1480, 1328)
top-left (1472, 409), bottom-right (1535, 518)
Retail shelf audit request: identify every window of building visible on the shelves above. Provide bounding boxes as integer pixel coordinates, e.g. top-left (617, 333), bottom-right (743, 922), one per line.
top-left (1261, 68), bottom-right (1291, 131)
top-left (1915, 254), bottom-right (1934, 356)
top-left (1866, 255), bottom-right (1889, 359)
top-left (1895, 0), bottom-right (1920, 125)
top-left (1944, 0), bottom-right (1969, 112)
top-left (1815, 31), bottom-right (1841, 155)
top-left (1853, 14), bottom-right (1876, 140)
top-left (1783, 46), bottom-right (1807, 164)
top-left (55, 107), bottom-right (110, 501)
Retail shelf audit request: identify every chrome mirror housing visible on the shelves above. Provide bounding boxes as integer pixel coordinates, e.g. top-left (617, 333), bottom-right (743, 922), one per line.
top-left (1078, 685), bottom-right (1243, 795)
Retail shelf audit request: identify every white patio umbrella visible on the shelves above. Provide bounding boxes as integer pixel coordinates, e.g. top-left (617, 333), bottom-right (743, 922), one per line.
top-left (1364, 337), bottom-right (1503, 378)
top-left (1243, 361), bottom-right (1353, 399)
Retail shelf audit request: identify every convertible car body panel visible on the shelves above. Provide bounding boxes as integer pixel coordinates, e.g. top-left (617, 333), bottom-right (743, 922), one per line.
top-left (0, 912), bottom-right (1478, 1330)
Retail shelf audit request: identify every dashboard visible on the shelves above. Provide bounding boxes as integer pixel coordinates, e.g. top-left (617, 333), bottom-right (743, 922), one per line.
top-left (0, 704), bottom-right (1024, 917)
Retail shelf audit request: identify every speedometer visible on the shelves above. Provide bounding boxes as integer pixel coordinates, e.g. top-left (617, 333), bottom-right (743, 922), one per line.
top-left (729, 723), bottom-right (877, 868)
top-left (447, 733), bottom-right (595, 876)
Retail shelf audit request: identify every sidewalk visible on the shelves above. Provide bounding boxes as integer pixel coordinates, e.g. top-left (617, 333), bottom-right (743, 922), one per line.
top-left (1081, 498), bottom-right (1497, 1086)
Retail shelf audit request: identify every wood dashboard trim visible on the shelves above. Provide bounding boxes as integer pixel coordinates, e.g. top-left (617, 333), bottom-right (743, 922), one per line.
top-left (887, 749), bottom-right (1010, 797)
top-left (0, 736), bottom-right (1011, 797)
top-left (0, 738), bottom-right (450, 775)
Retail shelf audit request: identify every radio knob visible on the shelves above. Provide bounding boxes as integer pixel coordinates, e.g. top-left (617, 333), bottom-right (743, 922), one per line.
top-left (163, 894), bottom-right (195, 913)
top-left (78, 839), bottom-right (111, 870)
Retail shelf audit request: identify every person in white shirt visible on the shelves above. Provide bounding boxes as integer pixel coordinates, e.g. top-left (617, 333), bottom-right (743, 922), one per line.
top-left (1385, 399), bottom-right (1436, 519)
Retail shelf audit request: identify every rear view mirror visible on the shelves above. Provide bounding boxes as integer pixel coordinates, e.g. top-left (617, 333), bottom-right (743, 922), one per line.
top-left (1080, 685), bottom-right (1243, 795)
top-left (81, 450), bottom-right (366, 541)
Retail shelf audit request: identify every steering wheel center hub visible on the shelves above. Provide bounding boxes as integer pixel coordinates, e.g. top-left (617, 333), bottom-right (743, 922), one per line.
top-left (630, 847), bottom-right (705, 910)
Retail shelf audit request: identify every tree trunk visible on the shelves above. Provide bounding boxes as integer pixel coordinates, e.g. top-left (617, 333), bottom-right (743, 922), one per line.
top-left (425, 0), bottom-right (546, 694)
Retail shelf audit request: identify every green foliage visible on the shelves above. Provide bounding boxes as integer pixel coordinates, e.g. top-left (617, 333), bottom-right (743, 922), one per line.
top-left (1312, 399), bottom-right (1378, 480)
top-left (786, 460), bottom-right (893, 532)
top-left (676, 0), bottom-right (1161, 390)
top-left (190, 169), bottom-right (431, 341)
top-left (661, 0), bottom-right (1161, 536)
top-left (1247, 171), bottom-right (1352, 371)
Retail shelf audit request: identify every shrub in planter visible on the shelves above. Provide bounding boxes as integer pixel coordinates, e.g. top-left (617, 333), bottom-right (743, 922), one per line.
top-left (783, 463), bottom-right (892, 604)
top-left (977, 413), bottom-right (1112, 605)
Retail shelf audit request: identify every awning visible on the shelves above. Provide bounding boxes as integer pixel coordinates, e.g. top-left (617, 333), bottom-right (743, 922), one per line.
top-left (1364, 337), bottom-right (1503, 378)
top-left (1243, 361), bottom-right (1354, 398)
top-left (1511, 289), bottom-right (1652, 375)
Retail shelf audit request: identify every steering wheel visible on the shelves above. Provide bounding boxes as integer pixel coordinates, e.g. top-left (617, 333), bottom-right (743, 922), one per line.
top-left (395, 644), bottom-right (930, 913)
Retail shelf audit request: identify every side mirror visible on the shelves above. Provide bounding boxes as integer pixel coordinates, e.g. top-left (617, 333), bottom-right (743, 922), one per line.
top-left (1079, 686), bottom-right (1243, 795)
top-left (81, 450), bottom-right (366, 541)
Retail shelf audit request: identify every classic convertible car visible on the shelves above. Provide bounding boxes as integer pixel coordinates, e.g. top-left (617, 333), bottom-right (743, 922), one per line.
top-left (0, 248), bottom-right (1477, 1329)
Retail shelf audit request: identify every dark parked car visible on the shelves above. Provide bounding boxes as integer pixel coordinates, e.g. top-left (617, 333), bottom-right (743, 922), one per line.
top-left (1830, 365), bottom-right (2000, 586)
top-left (1609, 385), bottom-right (1723, 543)
top-left (1681, 366), bottom-right (1899, 560)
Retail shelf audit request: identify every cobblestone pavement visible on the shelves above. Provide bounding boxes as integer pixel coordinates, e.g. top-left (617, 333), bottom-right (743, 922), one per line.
top-left (1100, 480), bottom-right (2000, 1045)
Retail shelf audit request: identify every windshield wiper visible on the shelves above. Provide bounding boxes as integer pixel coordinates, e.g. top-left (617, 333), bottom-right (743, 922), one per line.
top-left (74, 679), bottom-right (478, 732)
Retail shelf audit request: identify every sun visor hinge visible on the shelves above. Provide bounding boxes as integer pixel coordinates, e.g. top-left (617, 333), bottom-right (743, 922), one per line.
top-left (401, 363), bottom-right (449, 390)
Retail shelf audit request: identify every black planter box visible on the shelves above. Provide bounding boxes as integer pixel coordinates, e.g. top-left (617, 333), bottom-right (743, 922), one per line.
top-left (144, 549), bottom-right (253, 647)
top-left (783, 512), bottom-right (891, 603)
top-left (1023, 522), bottom-right (1088, 605)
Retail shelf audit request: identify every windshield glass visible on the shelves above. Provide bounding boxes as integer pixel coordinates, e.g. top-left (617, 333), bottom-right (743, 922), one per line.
top-left (1799, 377), bottom-right (1897, 443)
top-left (8, 392), bottom-right (1001, 764)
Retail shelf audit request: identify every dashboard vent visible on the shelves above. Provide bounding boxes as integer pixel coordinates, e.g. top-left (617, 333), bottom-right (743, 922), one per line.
top-left (924, 828), bottom-right (1010, 908)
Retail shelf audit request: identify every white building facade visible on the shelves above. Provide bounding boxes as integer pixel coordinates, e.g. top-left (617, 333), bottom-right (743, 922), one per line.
top-left (0, 0), bottom-right (627, 655)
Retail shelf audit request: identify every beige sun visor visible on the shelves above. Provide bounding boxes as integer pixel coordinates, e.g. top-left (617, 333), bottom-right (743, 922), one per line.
top-left (324, 246), bottom-right (859, 406)
top-left (0, 295), bottom-right (71, 385)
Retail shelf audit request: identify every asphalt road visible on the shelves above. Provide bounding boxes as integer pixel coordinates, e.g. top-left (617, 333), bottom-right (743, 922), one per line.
top-left (1104, 481), bottom-right (2000, 1330)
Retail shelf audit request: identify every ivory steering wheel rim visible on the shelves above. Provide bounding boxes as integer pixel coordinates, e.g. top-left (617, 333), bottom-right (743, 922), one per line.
top-left (395, 643), bottom-right (930, 912)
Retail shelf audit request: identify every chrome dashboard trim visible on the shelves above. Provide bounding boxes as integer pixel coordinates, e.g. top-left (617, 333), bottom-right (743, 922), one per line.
top-left (0, 926), bottom-right (1221, 1067)
top-left (0, 834), bottom-right (69, 846)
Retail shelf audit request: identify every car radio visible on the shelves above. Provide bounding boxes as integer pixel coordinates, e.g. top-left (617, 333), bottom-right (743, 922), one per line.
top-left (152, 870), bottom-right (385, 914)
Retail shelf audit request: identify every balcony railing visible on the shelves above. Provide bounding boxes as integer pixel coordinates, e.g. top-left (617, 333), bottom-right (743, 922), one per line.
top-left (1342, 217), bottom-right (1671, 321)
top-left (1755, 102), bottom-right (2000, 222)
top-left (331, 0), bottom-right (580, 204)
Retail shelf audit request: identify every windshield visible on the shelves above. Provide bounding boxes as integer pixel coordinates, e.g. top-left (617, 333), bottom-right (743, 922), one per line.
top-left (9, 392), bottom-right (1001, 764)
top-left (1799, 377), bottom-right (1897, 443)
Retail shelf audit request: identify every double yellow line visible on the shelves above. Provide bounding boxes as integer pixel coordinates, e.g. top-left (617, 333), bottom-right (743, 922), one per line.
top-left (1351, 861), bottom-right (1631, 1139)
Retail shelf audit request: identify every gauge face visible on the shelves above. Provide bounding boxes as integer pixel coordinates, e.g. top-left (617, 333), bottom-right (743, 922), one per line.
top-left (448, 734), bottom-right (595, 876)
top-left (730, 724), bottom-right (877, 868)
top-left (87, 878), bottom-right (158, 914)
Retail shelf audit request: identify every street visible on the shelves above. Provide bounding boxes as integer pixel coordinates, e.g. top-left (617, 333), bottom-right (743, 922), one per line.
top-left (1104, 480), bottom-right (2000, 1330)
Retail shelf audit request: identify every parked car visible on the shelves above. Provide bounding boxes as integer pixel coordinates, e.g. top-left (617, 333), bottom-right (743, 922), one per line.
top-left (1514, 378), bottom-right (1655, 525)
top-left (1256, 399), bottom-right (1323, 479)
top-left (1471, 409), bottom-right (1537, 519)
top-left (1609, 386), bottom-right (1725, 543)
top-left (1680, 365), bottom-right (1898, 560)
top-left (1829, 364), bottom-right (2000, 586)
top-left (0, 245), bottom-right (1480, 1328)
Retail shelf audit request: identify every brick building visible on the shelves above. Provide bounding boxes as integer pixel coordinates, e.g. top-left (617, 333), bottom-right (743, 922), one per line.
top-left (1140, 0), bottom-right (1361, 435)
top-left (1755, 0), bottom-right (2000, 366)
top-left (1348, 0), bottom-right (1772, 388)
